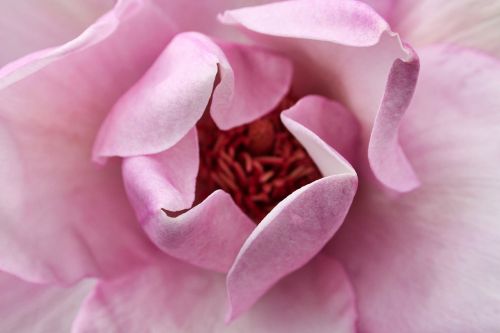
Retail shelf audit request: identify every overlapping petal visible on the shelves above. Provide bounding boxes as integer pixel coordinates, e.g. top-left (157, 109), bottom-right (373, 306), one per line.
top-left (92, 32), bottom-right (220, 160)
top-left (122, 130), bottom-right (255, 272)
top-left (0, 0), bottom-right (174, 283)
top-left (226, 95), bottom-right (358, 319)
top-left (280, 95), bottom-right (359, 163)
top-left (93, 31), bottom-right (292, 160)
top-left (73, 255), bottom-right (356, 333)
top-left (330, 46), bottom-right (500, 332)
top-left (220, 0), bottom-right (420, 192)
top-left (210, 42), bottom-right (293, 129)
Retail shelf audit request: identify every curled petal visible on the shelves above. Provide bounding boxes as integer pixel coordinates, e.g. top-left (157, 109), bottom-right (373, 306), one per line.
top-left (93, 31), bottom-right (292, 160)
top-left (368, 46), bottom-right (420, 191)
top-left (73, 255), bottom-right (356, 333)
top-left (226, 95), bottom-right (358, 319)
top-left (330, 46), bottom-right (500, 332)
top-left (122, 126), bottom-right (199, 214)
top-left (93, 32), bottom-right (219, 161)
top-left (211, 42), bottom-right (293, 129)
top-left (122, 130), bottom-right (255, 273)
top-left (280, 95), bottom-right (360, 163)
top-left (220, 0), bottom-right (420, 192)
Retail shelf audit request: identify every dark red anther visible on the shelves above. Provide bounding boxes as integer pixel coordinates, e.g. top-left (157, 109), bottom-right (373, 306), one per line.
top-left (196, 95), bottom-right (321, 223)
top-left (247, 118), bottom-right (275, 155)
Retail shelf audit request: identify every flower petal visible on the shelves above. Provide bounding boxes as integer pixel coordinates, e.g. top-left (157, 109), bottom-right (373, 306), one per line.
top-left (226, 96), bottom-right (358, 319)
top-left (92, 32), bottom-right (219, 161)
top-left (360, 0), bottom-right (397, 22)
top-left (0, 0), bottom-right (173, 283)
top-left (368, 45), bottom-right (420, 191)
top-left (393, 0), bottom-right (500, 57)
top-left (0, 0), bottom-right (113, 67)
top-left (220, 0), bottom-right (420, 192)
top-left (122, 129), bottom-right (199, 214)
top-left (329, 46), bottom-right (500, 332)
top-left (122, 130), bottom-right (255, 272)
top-left (73, 255), bottom-right (356, 333)
top-left (93, 31), bottom-right (291, 160)
top-left (210, 42), bottom-right (293, 130)
top-left (0, 0), bottom-right (155, 90)
top-left (0, 271), bottom-right (94, 333)
top-left (279, 95), bottom-right (360, 163)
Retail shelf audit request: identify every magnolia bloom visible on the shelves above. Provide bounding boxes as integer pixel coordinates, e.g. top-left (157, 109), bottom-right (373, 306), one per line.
top-left (1, 0), bottom-right (500, 332)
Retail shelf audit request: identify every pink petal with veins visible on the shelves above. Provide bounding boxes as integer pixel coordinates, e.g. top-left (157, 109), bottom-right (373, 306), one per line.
top-left (226, 95), bottom-right (359, 319)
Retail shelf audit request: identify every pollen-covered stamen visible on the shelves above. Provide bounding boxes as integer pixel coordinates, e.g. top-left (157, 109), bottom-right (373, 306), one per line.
top-left (197, 97), bottom-right (322, 223)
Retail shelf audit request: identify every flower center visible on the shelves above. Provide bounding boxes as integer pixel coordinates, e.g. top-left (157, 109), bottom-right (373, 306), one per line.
top-left (196, 96), bottom-right (322, 223)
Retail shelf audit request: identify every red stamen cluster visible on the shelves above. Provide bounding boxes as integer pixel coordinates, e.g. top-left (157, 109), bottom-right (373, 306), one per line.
top-left (196, 97), bottom-right (321, 223)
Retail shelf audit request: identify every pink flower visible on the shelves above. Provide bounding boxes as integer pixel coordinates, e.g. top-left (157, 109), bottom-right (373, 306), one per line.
top-left (1, 0), bottom-right (500, 332)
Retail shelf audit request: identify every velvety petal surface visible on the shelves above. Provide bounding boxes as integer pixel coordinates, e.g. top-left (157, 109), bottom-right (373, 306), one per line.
top-left (92, 32), bottom-right (219, 160)
top-left (93, 31), bottom-right (291, 160)
top-left (220, 0), bottom-right (420, 192)
top-left (392, 0), bottom-right (500, 57)
top-left (329, 46), bottom-right (500, 332)
top-left (0, 0), bottom-right (113, 67)
top-left (226, 95), bottom-right (358, 319)
top-left (0, 0), bottom-right (151, 90)
top-left (122, 129), bottom-right (199, 214)
top-left (0, 0), bottom-right (174, 283)
top-left (280, 95), bottom-right (360, 163)
top-left (210, 42), bottom-right (292, 129)
top-left (122, 130), bottom-right (255, 272)
top-left (73, 255), bottom-right (356, 333)
top-left (0, 271), bottom-right (94, 333)
top-left (367, 46), bottom-right (419, 191)
top-left (359, 0), bottom-right (397, 23)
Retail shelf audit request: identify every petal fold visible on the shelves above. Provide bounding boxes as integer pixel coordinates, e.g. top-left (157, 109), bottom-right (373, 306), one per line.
top-left (122, 130), bottom-right (255, 273)
top-left (280, 95), bottom-right (360, 163)
top-left (210, 42), bottom-right (293, 129)
top-left (226, 95), bottom-right (358, 319)
top-left (368, 45), bottom-right (420, 191)
top-left (220, 0), bottom-right (420, 192)
top-left (93, 32), bottom-right (219, 161)
top-left (93, 32), bottom-right (292, 160)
